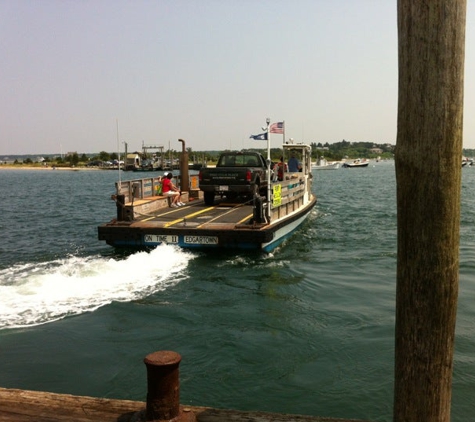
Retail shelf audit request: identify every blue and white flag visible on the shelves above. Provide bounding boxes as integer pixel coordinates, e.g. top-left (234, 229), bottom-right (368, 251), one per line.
top-left (249, 132), bottom-right (268, 141)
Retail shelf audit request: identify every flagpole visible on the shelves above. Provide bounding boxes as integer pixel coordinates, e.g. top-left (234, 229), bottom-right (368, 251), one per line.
top-left (282, 120), bottom-right (286, 162)
top-left (266, 117), bottom-right (271, 222)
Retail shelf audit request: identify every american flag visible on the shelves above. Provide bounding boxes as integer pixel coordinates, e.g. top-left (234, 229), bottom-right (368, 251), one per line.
top-left (270, 122), bottom-right (284, 134)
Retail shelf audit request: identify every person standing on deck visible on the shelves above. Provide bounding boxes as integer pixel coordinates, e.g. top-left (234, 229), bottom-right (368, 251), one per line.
top-left (288, 153), bottom-right (302, 172)
top-left (162, 172), bottom-right (183, 207)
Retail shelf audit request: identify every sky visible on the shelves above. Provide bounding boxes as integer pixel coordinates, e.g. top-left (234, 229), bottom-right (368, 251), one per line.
top-left (1, 0), bottom-right (474, 155)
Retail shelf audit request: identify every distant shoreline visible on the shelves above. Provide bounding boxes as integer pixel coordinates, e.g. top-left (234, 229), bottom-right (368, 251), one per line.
top-left (0, 165), bottom-right (101, 171)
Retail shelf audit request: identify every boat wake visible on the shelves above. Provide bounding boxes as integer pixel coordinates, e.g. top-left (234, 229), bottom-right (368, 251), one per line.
top-left (0, 245), bottom-right (195, 330)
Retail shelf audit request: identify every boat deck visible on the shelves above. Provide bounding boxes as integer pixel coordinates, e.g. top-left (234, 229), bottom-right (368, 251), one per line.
top-left (129, 198), bottom-right (255, 230)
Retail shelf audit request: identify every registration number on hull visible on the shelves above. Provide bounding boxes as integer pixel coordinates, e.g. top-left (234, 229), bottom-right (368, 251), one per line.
top-left (144, 234), bottom-right (179, 244)
top-left (144, 234), bottom-right (218, 246)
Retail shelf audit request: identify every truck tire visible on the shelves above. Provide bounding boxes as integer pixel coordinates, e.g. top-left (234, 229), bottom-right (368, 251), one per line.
top-left (204, 192), bottom-right (215, 206)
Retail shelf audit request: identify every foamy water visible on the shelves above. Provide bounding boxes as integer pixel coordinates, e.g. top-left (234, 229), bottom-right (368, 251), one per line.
top-left (0, 245), bottom-right (195, 329)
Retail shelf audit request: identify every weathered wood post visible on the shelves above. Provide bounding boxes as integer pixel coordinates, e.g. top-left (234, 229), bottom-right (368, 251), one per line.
top-left (394, 1), bottom-right (466, 421)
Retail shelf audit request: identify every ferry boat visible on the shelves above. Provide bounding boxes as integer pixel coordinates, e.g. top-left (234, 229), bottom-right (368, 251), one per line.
top-left (98, 134), bottom-right (316, 252)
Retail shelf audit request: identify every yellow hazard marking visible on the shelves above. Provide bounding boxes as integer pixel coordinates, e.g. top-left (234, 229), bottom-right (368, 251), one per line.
top-left (141, 208), bottom-right (185, 222)
top-left (196, 205), bottom-right (252, 228)
top-left (237, 213), bottom-right (253, 225)
top-left (164, 207), bottom-right (216, 228)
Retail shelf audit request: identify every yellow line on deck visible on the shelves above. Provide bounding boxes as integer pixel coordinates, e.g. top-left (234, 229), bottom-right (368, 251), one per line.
top-left (196, 204), bottom-right (252, 228)
top-left (141, 209), bottom-right (178, 222)
top-left (164, 206), bottom-right (216, 228)
top-left (237, 213), bottom-right (253, 225)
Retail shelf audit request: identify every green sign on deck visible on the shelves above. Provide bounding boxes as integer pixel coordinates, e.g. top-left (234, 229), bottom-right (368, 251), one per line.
top-left (273, 184), bottom-right (282, 207)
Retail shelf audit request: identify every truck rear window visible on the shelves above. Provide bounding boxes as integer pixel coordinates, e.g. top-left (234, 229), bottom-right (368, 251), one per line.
top-left (218, 155), bottom-right (259, 167)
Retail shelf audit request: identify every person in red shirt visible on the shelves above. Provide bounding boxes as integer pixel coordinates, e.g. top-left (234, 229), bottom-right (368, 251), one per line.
top-left (162, 172), bottom-right (183, 207)
top-left (276, 156), bottom-right (288, 181)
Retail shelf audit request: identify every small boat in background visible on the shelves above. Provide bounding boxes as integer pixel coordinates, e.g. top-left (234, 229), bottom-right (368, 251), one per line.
top-left (342, 158), bottom-right (369, 168)
top-left (462, 157), bottom-right (473, 167)
top-left (312, 157), bottom-right (340, 170)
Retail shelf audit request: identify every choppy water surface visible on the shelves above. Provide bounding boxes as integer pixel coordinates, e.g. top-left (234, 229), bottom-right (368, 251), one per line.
top-left (0, 164), bottom-right (474, 421)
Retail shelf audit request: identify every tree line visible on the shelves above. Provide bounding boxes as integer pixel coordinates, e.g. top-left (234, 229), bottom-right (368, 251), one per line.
top-left (8, 141), bottom-right (475, 167)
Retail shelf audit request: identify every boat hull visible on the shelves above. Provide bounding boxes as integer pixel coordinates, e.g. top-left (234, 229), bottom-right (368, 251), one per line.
top-left (312, 163), bottom-right (340, 170)
top-left (98, 197), bottom-right (316, 252)
top-left (342, 162), bottom-right (369, 168)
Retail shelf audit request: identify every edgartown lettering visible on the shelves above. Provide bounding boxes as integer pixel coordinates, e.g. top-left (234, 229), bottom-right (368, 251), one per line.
top-left (184, 235), bottom-right (218, 245)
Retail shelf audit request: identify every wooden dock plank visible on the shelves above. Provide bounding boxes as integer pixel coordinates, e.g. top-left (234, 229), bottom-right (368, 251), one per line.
top-left (0, 388), bottom-right (143, 421)
top-left (0, 388), bottom-right (371, 422)
top-left (195, 408), bottom-right (369, 422)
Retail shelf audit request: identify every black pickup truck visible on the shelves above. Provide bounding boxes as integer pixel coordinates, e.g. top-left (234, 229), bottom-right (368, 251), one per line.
top-left (198, 151), bottom-right (269, 205)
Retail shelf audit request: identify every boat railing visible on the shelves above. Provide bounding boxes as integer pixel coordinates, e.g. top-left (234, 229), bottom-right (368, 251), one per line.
top-left (269, 174), bottom-right (308, 220)
top-left (114, 173), bottom-right (307, 214)
top-left (116, 175), bottom-right (200, 203)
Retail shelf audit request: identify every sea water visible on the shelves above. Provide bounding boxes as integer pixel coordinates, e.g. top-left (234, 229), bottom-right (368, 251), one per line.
top-left (0, 164), bottom-right (474, 421)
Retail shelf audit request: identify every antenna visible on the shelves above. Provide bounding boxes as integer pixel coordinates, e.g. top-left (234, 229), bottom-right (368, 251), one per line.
top-left (116, 119), bottom-right (121, 186)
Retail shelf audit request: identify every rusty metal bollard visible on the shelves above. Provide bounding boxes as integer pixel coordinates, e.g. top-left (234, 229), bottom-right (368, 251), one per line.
top-left (143, 351), bottom-right (195, 422)
top-left (116, 194), bottom-right (126, 221)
